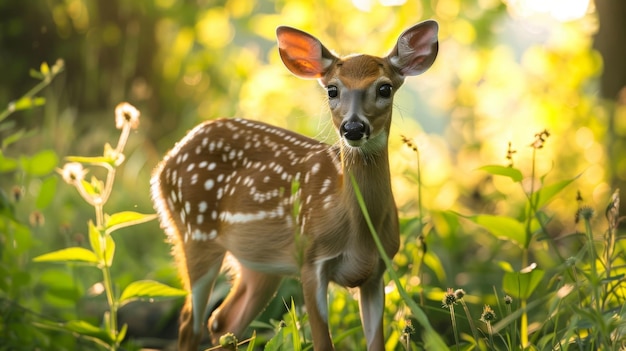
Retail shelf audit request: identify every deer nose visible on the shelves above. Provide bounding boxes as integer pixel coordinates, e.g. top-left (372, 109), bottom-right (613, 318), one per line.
top-left (341, 118), bottom-right (369, 141)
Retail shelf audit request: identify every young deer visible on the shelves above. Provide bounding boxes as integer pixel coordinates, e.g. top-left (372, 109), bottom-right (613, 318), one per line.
top-left (151, 20), bottom-right (438, 351)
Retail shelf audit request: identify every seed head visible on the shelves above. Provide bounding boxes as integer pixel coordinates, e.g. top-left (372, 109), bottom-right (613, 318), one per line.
top-left (454, 289), bottom-right (466, 300)
top-left (74, 233), bottom-right (85, 245)
top-left (219, 332), bottom-right (238, 350)
top-left (402, 319), bottom-right (415, 336)
top-left (575, 206), bottom-right (595, 224)
top-left (530, 129), bottom-right (550, 149)
top-left (29, 211), bottom-right (45, 227)
top-left (442, 288), bottom-right (457, 308)
top-left (576, 190), bottom-right (584, 203)
top-left (506, 141), bottom-right (517, 167)
top-left (11, 186), bottom-right (23, 202)
top-left (59, 162), bottom-right (87, 185)
top-left (114, 102), bottom-right (140, 130)
top-left (504, 295), bottom-right (513, 305)
top-left (400, 135), bottom-right (418, 152)
top-left (480, 305), bottom-right (496, 323)
top-left (606, 189), bottom-right (620, 231)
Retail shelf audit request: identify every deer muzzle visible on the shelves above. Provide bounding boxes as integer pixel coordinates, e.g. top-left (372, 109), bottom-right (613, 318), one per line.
top-left (340, 117), bottom-right (370, 144)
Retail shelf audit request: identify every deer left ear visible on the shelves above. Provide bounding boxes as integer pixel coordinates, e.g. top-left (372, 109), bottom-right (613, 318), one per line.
top-left (387, 20), bottom-right (439, 77)
top-left (277, 26), bottom-right (337, 79)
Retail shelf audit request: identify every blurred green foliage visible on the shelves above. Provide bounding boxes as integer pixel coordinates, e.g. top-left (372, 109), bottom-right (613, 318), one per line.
top-left (1, 0), bottom-right (624, 349)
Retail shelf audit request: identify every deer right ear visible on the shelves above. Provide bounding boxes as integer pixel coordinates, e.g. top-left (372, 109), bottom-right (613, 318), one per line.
top-left (387, 20), bottom-right (439, 77)
top-left (276, 26), bottom-right (337, 79)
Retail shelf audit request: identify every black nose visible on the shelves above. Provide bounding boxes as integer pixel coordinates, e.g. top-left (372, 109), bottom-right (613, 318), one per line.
top-left (341, 119), bottom-right (369, 141)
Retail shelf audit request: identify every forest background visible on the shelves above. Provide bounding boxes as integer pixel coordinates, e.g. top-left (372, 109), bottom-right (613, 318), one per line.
top-left (1, 0), bottom-right (625, 350)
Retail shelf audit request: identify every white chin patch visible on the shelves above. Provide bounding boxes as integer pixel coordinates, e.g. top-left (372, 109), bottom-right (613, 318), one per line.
top-left (343, 137), bottom-right (367, 148)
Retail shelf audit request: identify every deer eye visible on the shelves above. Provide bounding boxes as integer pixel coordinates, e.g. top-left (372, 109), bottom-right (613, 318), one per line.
top-left (378, 84), bottom-right (392, 98)
top-left (327, 85), bottom-right (338, 98)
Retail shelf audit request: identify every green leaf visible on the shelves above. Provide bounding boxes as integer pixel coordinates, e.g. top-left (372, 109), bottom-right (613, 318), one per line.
top-left (116, 323), bottom-right (128, 344)
top-left (245, 331), bottom-right (257, 351)
top-left (38, 268), bottom-right (83, 301)
top-left (264, 324), bottom-right (285, 351)
top-left (105, 211), bottom-right (157, 234)
top-left (104, 234), bottom-right (115, 267)
top-left (530, 176), bottom-right (579, 209)
top-left (498, 260), bottom-right (515, 273)
top-left (119, 280), bottom-right (187, 306)
top-left (467, 214), bottom-right (527, 248)
top-left (36, 176), bottom-right (58, 209)
top-left (503, 267), bottom-right (545, 299)
top-left (65, 155), bottom-right (115, 167)
top-left (479, 165), bottom-right (523, 182)
top-left (64, 320), bottom-right (114, 344)
top-left (88, 221), bottom-right (115, 267)
top-left (29, 68), bottom-right (45, 80)
top-left (88, 221), bottom-right (103, 263)
top-left (13, 96), bottom-right (46, 111)
top-left (40, 62), bottom-right (50, 76)
top-left (33, 247), bottom-right (99, 264)
top-left (287, 298), bottom-right (301, 351)
top-left (81, 178), bottom-right (99, 196)
top-left (23, 149), bottom-right (58, 176)
top-left (0, 151), bottom-right (18, 173)
top-left (423, 251), bottom-right (447, 282)
top-left (34, 319), bottom-right (113, 347)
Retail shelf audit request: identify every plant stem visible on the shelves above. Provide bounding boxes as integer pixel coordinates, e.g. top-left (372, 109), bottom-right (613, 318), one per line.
top-left (505, 303), bottom-right (515, 351)
top-left (460, 300), bottom-right (480, 344)
top-left (486, 322), bottom-right (495, 350)
top-left (95, 202), bottom-right (118, 349)
top-left (520, 299), bottom-right (528, 348)
top-left (449, 306), bottom-right (460, 351)
top-left (0, 60), bottom-right (64, 123)
top-left (583, 217), bottom-right (602, 314)
top-left (519, 146), bottom-right (538, 348)
top-left (102, 261), bottom-right (119, 349)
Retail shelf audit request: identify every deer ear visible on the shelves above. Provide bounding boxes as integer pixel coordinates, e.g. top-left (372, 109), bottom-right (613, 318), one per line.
top-left (276, 26), bottom-right (337, 79)
top-left (387, 20), bottom-right (439, 77)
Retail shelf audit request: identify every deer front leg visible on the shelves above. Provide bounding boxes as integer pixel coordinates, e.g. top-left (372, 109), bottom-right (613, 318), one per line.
top-left (358, 266), bottom-right (386, 351)
top-left (301, 262), bottom-right (334, 351)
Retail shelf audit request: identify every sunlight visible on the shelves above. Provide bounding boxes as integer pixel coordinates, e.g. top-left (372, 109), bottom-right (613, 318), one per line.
top-left (505, 0), bottom-right (591, 22)
top-left (351, 0), bottom-right (407, 12)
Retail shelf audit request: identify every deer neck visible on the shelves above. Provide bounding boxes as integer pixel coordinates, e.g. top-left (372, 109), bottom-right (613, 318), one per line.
top-left (334, 130), bottom-right (398, 254)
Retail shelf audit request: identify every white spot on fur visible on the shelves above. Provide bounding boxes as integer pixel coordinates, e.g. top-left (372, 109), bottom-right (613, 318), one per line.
top-left (204, 179), bottom-right (215, 191)
top-left (311, 163), bottom-right (321, 175)
top-left (198, 201), bottom-right (208, 213)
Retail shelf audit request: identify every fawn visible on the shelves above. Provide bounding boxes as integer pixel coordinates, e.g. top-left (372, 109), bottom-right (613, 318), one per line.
top-left (151, 20), bottom-right (438, 351)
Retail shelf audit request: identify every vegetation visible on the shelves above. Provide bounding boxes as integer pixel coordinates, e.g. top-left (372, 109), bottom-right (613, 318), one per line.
top-left (1, 0), bottom-right (624, 350)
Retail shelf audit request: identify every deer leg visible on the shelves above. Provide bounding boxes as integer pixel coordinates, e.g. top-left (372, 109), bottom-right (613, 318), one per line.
top-left (178, 243), bottom-right (225, 351)
top-left (301, 262), bottom-right (334, 351)
top-left (358, 267), bottom-right (385, 351)
top-left (208, 265), bottom-right (282, 344)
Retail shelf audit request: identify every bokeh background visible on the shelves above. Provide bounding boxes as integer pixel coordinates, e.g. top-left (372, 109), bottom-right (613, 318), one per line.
top-left (1, 0), bottom-right (625, 349)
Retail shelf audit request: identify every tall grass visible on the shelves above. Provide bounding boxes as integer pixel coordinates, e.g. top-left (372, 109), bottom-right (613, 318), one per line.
top-left (255, 130), bottom-right (625, 350)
